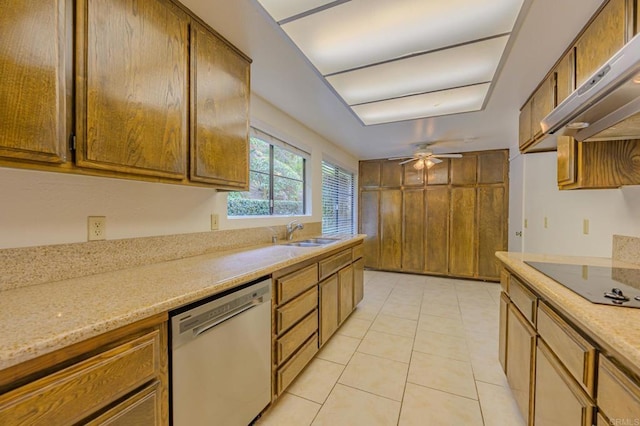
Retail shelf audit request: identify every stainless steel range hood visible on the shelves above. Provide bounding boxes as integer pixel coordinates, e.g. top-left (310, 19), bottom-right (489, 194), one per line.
top-left (541, 33), bottom-right (640, 142)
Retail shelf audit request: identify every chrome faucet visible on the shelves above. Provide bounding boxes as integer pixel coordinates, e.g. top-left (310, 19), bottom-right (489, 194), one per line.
top-left (286, 220), bottom-right (304, 240)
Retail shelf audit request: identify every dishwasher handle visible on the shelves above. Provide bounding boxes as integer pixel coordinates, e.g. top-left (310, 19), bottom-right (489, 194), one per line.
top-left (193, 298), bottom-right (262, 337)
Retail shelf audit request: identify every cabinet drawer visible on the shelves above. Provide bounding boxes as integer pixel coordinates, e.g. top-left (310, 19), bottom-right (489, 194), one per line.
top-left (597, 355), bottom-right (640, 423)
top-left (537, 302), bottom-right (596, 396)
top-left (85, 381), bottom-right (161, 425)
top-left (509, 276), bottom-right (537, 325)
top-left (534, 340), bottom-right (594, 426)
top-left (276, 263), bottom-right (318, 304)
top-left (319, 249), bottom-right (352, 280)
top-left (276, 333), bottom-right (318, 395)
top-left (352, 244), bottom-right (363, 261)
top-left (276, 286), bottom-right (318, 335)
top-left (0, 330), bottom-right (160, 425)
top-left (276, 310), bottom-right (318, 365)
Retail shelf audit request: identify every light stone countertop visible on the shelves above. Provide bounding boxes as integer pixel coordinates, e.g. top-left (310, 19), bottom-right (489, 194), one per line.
top-left (496, 251), bottom-right (640, 378)
top-left (0, 235), bottom-right (365, 371)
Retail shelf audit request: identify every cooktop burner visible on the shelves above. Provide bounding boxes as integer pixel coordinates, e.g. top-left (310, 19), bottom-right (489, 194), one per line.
top-left (524, 261), bottom-right (640, 309)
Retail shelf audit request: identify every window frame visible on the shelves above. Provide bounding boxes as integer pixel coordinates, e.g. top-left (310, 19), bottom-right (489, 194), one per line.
top-left (228, 128), bottom-right (308, 217)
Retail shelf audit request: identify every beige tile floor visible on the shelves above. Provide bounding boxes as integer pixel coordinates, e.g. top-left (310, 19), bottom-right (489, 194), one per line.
top-left (257, 271), bottom-right (525, 426)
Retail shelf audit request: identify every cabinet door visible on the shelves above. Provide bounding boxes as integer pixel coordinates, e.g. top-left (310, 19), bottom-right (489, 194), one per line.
top-left (450, 155), bottom-right (477, 185)
top-left (575, 0), bottom-right (626, 86)
top-left (85, 381), bottom-right (161, 426)
top-left (427, 159), bottom-right (449, 185)
top-left (556, 50), bottom-right (575, 105)
top-left (359, 190), bottom-right (380, 269)
top-left (338, 265), bottom-right (354, 324)
top-left (534, 342), bottom-right (594, 426)
top-left (0, 0), bottom-right (67, 163)
top-left (190, 22), bottom-right (249, 188)
top-left (425, 187), bottom-right (449, 274)
top-left (380, 189), bottom-right (402, 270)
top-left (381, 161), bottom-right (402, 187)
top-left (478, 151), bottom-right (507, 184)
top-left (77, 0), bottom-right (188, 179)
top-left (557, 136), bottom-right (577, 186)
top-left (402, 189), bottom-right (424, 272)
top-left (597, 355), bottom-right (640, 424)
top-left (359, 161), bottom-right (381, 188)
top-left (319, 275), bottom-right (339, 346)
top-left (519, 100), bottom-right (533, 149)
top-left (449, 187), bottom-right (476, 277)
top-left (506, 304), bottom-right (536, 424)
top-left (353, 258), bottom-right (364, 307)
top-left (403, 163), bottom-right (424, 186)
top-left (531, 74), bottom-right (556, 140)
top-left (477, 186), bottom-right (506, 280)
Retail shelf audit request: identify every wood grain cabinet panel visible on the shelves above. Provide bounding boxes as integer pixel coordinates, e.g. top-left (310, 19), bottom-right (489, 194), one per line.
top-left (509, 277), bottom-right (537, 325)
top-left (427, 159), bottom-right (450, 185)
top-left (402, 189), bottom-right (425, 272)
top-left (531, 74), bottom-right (556, 140)
top-left (359, 190), bottom-right (380, 269)
top-left (506, 303), bottom-right (536, 424)
top-left (555, 49), bottom-right (575, 105)
top-left (76, 0), bottom-right (188, 179)
top-left (534, 341), bottom-right (594, 426)
top-left (0, 0), bottom-right (68, 164)
top-left (575, 0), bottom-right (626, 87)
top-left (319, 275), bottom-right (339, 346)
top-left (403, 163), bottom-right (425, 186)
top-left (449, 187), bottom-right (476, 277)
top-left (519, 100), bottom-right (533, 150)
top-left (478, 151), bottom-right (507, 184)
top-left (276, 334), bottom-right (318, 395)
top-left (359, 161), bottom-right (381, 188)
top-left (353, 258), bottom-right (364, 307)
top-left (380, 190), bottom-right (402, 270)
top-left (86, 381), bottom-right (161, 426)
top-left (276, 263), bottom-right (318, 304)
top-left (597, 355), bottom-right (640, 424)
top-left (338, 265), bottom-right (354, 324)
top-left (450, 156), bottom-right (477, 185)
top-left (0, 330), bottom-right (161, 425)
top-left (424, 186), bottom-right (450, 274)
top-left (190, 21), bottom-right (250, 188)
top-left (477, 186), bottom-right (506, 279)
top-left (276, 310), bottom-right (318, 364)
top-left (276, 286), bottom-right (318, 334)
top-left (557, 136), bottom-right (577, 186)
top-left (381, 161), bottom-right (403, 187)
top-left (319, 249), bottom-right (352, 280)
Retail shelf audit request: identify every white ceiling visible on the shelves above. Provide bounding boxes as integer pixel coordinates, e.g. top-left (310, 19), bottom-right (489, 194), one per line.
top-left (179, 0), bottom-right (606, 159)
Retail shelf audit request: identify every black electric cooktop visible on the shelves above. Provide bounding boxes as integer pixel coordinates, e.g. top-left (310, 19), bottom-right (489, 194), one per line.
top-left (525, 261), bottom-right (640, 309)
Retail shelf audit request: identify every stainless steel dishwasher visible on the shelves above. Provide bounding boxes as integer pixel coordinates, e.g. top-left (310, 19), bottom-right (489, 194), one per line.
top-left (170, 278), bottom-right (271, 426)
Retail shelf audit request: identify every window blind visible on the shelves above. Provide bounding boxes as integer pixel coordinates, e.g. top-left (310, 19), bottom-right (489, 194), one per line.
top-left (322, 161), bottom-right (354, 234)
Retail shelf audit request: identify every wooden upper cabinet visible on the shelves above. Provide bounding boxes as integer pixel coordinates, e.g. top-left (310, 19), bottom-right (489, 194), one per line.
top-left (478, 151), bottom-right (507, 184)
top-left (381, 161), bottom-right (403, 187)
top-left (403, 163), bottom-right (424, 186)
top-left (0, 0), bottom-right (67, 164)
top-left (359, 161), bottom-right (381, 188)
top-left (427, 159), bottom-right (450, 185)
top-left (575, 0), bottom-right (626, 87)
top-left (555, 49), bottom-right (575, 105)
top-left (190, 21), bottom-right (250, 188)
top-left (531, 74), bottom-right (556, 140)
top-left (76, 0), bottom-right (189, 179)
top-left (450, 155), bottom-right (477, 185)
top-left (519, 99), bottom-right (533, 150)
top-left (557, 136), bottom-right (577, 186)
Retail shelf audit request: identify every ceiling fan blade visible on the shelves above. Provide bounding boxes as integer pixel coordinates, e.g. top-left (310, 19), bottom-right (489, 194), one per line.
top-left (399, 158), bottom-right (418, 165)
top-left (429, 157), bottom-right (443, 164)
top-left (432, 153), bottom-right (463, 158)
top-left (387, 156), bottom-right (412, 160)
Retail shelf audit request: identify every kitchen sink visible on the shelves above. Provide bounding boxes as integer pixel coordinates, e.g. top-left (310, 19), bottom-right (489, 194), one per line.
top-left (283, 237), bottom-right (341, 247)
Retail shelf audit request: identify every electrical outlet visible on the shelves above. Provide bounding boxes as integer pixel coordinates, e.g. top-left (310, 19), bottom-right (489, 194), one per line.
top-left (583, 219), bottom-right (589, 235)
top-left (88, 216), bottom-right (106, 241)
top-left (524, 219), bottom-right (528, 228)
top-left (211, 214), bottom-right (219, 231)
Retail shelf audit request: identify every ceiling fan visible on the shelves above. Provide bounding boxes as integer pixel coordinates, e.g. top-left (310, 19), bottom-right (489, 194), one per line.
top-left (388, 143), bottom-right (462, 170)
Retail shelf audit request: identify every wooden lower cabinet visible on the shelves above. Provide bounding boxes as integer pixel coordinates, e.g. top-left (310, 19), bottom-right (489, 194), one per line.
top-left (0, 316), bottom-right (167, 425)
top-left (534, 341), bottom-right (594, 426)
top-left (338, 265), bottom-right (354, 324)
top-left (597, 355), bottom-right (640, 424)
top-left (353, 258), bottom-right (364, 306)
top-left (506, 303), bottom-right (536, 423)
top-left (320, 274), bottom-right (339, 346)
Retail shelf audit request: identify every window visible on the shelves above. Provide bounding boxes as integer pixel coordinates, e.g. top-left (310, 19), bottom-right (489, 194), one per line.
top-left (322, 160), bottom-right (354, 234)
top-left (228, 130), bottom-right (306, 216)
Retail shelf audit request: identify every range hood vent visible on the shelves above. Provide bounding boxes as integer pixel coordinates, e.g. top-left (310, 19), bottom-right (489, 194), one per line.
top-left (541, 33), bottom-right (640, 142)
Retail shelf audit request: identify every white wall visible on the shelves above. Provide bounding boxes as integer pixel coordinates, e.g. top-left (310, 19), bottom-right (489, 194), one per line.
top-left (0, 94), bottom-right (359, 249)
top-left (520, 151), bottom-right (640, 257)
top-left (508, 149), bottom-right (524, 252)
